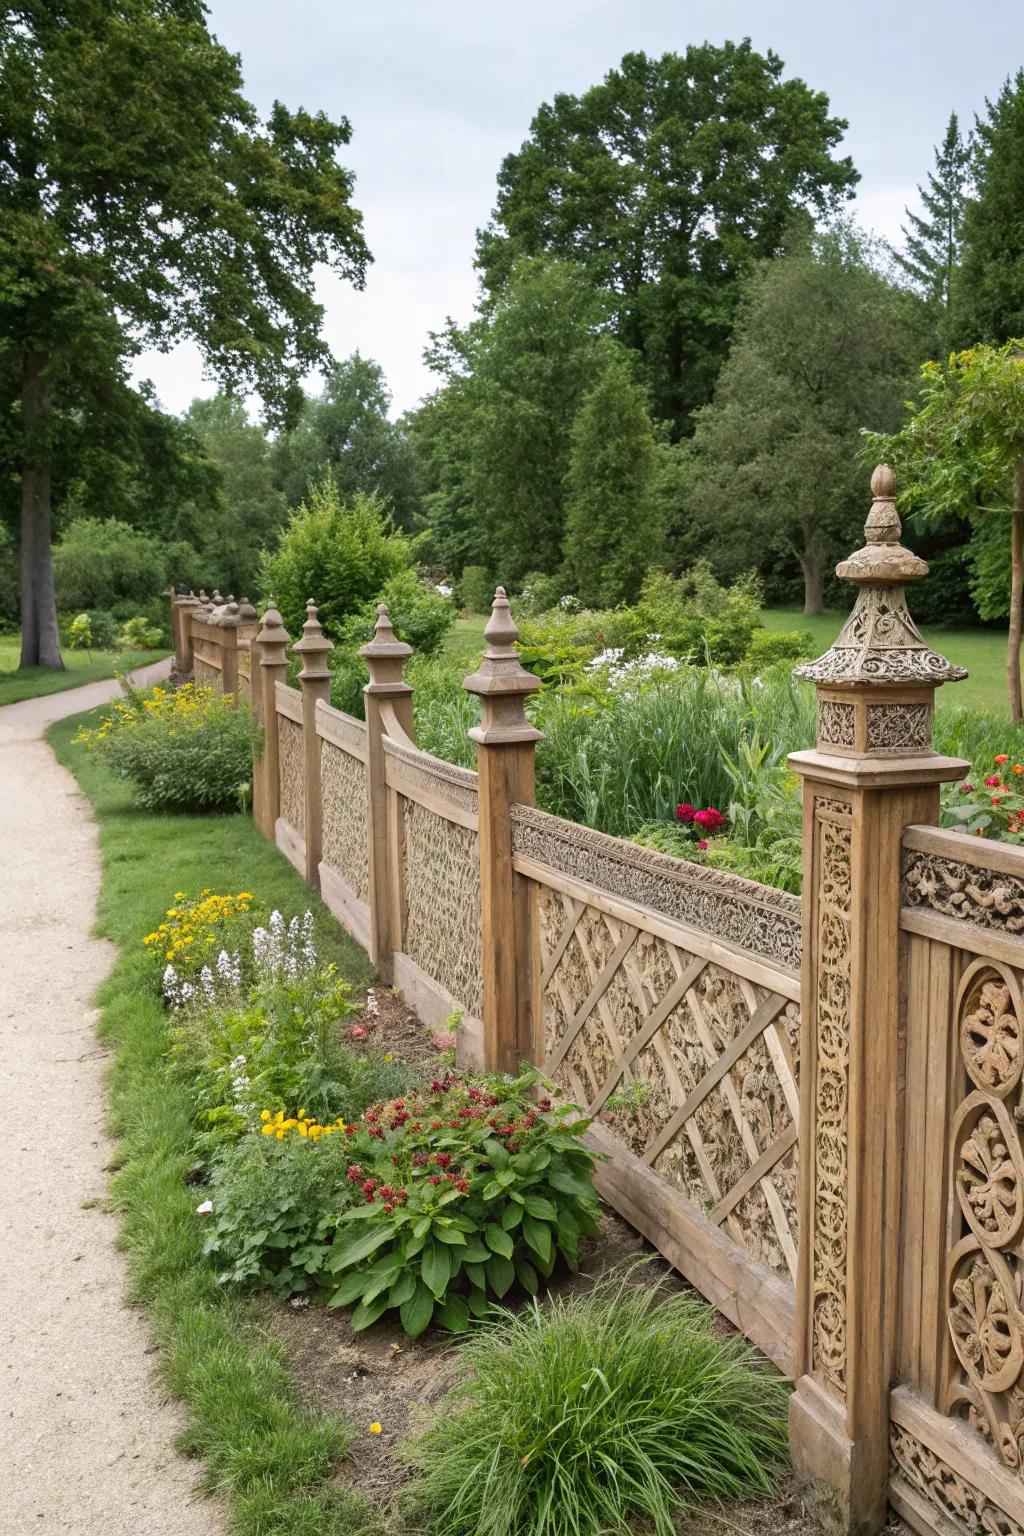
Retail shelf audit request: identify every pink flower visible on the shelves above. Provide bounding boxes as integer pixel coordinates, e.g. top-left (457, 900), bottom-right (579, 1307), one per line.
top-left (984, 775), bottom-right (1001, 788)
top-left (958, 783), bottom-right (974, 794)
top-left (349, 1024), bottom-right (368, 1040)
top-left (693, 807), bottom-right (725, 833)
top-left (674, 802), bottom-right (696, 823)
top-left (698, 839), bottom-right (709, 850)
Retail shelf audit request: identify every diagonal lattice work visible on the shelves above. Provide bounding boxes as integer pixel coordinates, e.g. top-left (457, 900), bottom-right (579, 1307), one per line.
top-left (538, 886), bottom-right (800, 1280)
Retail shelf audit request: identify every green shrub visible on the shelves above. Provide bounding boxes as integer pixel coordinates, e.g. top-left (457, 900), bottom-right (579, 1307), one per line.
top-left (460, 564), bottom-right (493, 614)
top-left (77, 680), bottom-right (257, 812)
top-left (635, 564), bottom-right (762, 664)
top-left (518, 570), bottom-right (569, 615)
top-left (743, 626), bottom-right (814, 667)
top-left (63, 606), bottom-right (118, 649)
top-left (323, 1069), bottom-right (600, 1335)
top-left (329, 568), bottom-right (456, 714)
top-left (401, 1268), bottom-right (789, 1536)
top-left (259, 476), bottom-right (412, 639)
top-left (53, 516), bottom-right (167, 610)
top-left (116, 614), bottom-right (165, 650)
top-left (67, 613), bottom-right (94, 651)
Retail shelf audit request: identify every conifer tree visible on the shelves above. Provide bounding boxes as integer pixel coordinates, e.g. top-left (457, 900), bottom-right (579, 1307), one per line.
top-left (959, 72), bottom-right (1024, 346)
top-left (894, 113), bottom-right (970, 331)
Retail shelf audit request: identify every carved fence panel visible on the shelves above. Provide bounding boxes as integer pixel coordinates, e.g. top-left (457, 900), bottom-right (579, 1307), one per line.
top-left (894, 825), bottom-right (1024, 1536)
top-left (274, 683), bottom-right (306, 871)
top-left (316, 703), bottom-right (372, 952)
top-left (382, 736), bottom-right (484, 1060)
top-left (237, 641), bottom-right (252, 701)
top-left (191, 621), bottom-right (224, 689)
top-left (511, 803), bottom-right (802, 1371)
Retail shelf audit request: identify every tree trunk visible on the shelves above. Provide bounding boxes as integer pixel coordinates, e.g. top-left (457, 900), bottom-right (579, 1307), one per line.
top-left (18, 350), bottom-right (63, 671)
top-left (1009, 461), bottom-right (1024, 725)
top-left (800, 547), bottom-right (825, 616)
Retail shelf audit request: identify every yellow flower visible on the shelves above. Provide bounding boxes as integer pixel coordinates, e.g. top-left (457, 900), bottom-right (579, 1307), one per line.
top-left (260, 1110), bottom-right (271, 1122)
top-left (368, 1423), bottom-right (382, 1436)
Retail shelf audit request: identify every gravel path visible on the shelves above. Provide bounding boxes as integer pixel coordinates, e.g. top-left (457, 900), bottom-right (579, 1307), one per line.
top-left (0, 661), bottom-right (221, 1534)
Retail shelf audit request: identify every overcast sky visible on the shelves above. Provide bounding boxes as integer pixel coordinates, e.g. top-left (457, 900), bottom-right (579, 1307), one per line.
top-left (132, 0), bottom-right (1024, 420)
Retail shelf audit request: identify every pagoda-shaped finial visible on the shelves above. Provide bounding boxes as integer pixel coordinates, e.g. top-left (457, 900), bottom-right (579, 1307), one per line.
top-left (237, 596), bottom-right (258, 622)
top-left (795, 466), bottom-right (966, 756)
top-left (359, 602), bottom-right (413, 694)
top-left (255, 603), bottom-right (290, 663)
top-left (463, 587), bottom-right (542, 745)
top-left (292, 599), bottom-right (333, 679)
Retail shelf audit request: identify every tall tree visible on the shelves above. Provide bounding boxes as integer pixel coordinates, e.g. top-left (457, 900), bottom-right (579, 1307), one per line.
top-left (686, 227), bottom-right (921, 614)
top-left (183, 395), bottom-right (287, 596)
top-left (873, 342), bottom-right (1024, 721)
top-left (0, 0), bottom-right (369, 668)
top-left (563, 358), bottom-right (659, 607)
top-left (958, 71), bottom-right (1024, 346)
top-left (476, 42), bottom-right (857, 430)
top-left (415, 258), bottom-right (620, 583)
top-left (272, 354), bottom-right (419, 526)
top-left (894, 113), bottom-right (970, 336)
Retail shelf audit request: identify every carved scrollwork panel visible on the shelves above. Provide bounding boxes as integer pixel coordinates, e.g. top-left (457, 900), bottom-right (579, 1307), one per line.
top-left (903, 853), bottom-right (1024, 935)
top-left (403, 801), bottom-right (482, 1017)
top-left (819, 699), bottom-right (855, 748)
top-left (867, 700), bottom-right (932, 752)
top-left (890, 1422), bottom-right (1024, 1536)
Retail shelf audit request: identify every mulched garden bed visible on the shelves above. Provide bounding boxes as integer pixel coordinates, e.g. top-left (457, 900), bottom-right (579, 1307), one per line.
top-left (268, 983), bottom-right (908, 1535)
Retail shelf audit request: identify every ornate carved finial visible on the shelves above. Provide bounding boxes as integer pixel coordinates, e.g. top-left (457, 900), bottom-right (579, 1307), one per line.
top-left (795, 466), bottom-right (966, 756)
top-left (464, 588), bottom-right (543, 745)
top-left (255, 604), bottom-right (290, 664)
top-left (359, 601), bottom-right (412, 694)
top-left (292, 598), bottom-right (333, 679)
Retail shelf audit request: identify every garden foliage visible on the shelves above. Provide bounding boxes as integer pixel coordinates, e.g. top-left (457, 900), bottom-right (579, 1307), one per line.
top-left (77, 680), bottom-right (257, 812)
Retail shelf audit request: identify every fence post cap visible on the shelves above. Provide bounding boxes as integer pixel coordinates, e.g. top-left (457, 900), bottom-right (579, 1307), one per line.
top-left (293, 599), bottom-right (334, 680)
top-left (238, 597), bottom-right (258, 621)
top-left (463, 587), bottom-right (542, 700)
top-left (255, 604), bottom-right (291, 664)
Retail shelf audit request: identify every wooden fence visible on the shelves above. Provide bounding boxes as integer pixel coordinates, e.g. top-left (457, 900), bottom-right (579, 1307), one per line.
top-left (170, 468), bottom-right (1024, 1536)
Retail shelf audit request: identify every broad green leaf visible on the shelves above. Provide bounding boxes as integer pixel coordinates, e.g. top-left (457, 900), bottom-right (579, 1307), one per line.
top-left (465, 1262), bottom-right (487, 1289)
top-left (524, 1217), bottom-right (553, 1266)
top-left (486, 1253), bottom-right (515, 1298)
top-left (466, 1286), bottom-right (491, 1318)
top-left (421, 1240), bottom-right (450, 1300)
top-left (434, 1226), bottom-right (467, 1245)
top-left (326, 1269), bottom-right (365, 1307)
top-left (524, 1195), bottom-right (557, 1221)
top-left (388, 1271), bottom-right (416, 1308)
top-left (483, 1139), bottom-right (509, 1167)
top-left (501, 1203), bottom-right (523, 1230)
top-left (326, 1225), bottom-right (393, 1273)
top-left (350, 1294), bottom-right (391, 1332)
top-left (400, 1283), bottom-right (435, 1338)
top-left (436, 1294), bottom-right (470, 1333)
top-left (484, 1224), bottom-right (513, 1258)
top-left (515, 1256), bottom-right (539, 1294)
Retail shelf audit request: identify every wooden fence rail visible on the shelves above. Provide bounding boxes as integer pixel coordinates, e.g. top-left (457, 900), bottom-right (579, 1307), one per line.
top-left (173, 468), bottom-right (1024, 1536)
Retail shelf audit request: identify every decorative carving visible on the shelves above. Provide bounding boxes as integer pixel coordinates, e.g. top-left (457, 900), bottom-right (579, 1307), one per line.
top-left (321, 741), bottom-right (369, 900)
top-left (536, 885), bottom-right (800, 1281)
top-left (512, 804), bottom-right (802, 974)
top-left (278, 715), bottom-right (304, 835)
top-left (818, 699), bottom-right (855, 748)
top-left (943, 950), bottom-right (1024, 1482)
top-left (403, 801), bottom-right (482, 1017)
top-left (890, 1422), bottom-right (1024, 1536)
top-left (867, 700), bottom-right (933, 751)
top-left (811, 798), bottom-right (853, 1397)
top-left (383, 736), bottom-right (479, 819)
top-left (903, 852), bottom-right (1024, 935)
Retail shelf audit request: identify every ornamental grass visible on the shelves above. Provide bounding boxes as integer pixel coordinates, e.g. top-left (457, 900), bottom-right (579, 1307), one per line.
top-left (401, 1268), bottom-right (789, 1536)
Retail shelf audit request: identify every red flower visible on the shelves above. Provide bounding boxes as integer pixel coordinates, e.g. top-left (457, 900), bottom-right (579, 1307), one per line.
top-left (455, 1179), bottom-right (469, 1193)
top-left (996, 754), bottom-right (1010, 765)
top-left (675, 802), bottom-right (696, 823)
top-left (346, 1164), bottom-right (363, 1183)
top-left (432, 1153), bottom-right (453, 1168)
top-left (698, 839), bottom-right (709, 850)
top-left (985, 775), bottom-right (1001, 787)
top-left (360, 1179), bottom-right (377, 1195)
top-left (692, 807), bottom-right (725, 833)
top-left (959, 783), bottom-right (974, 794)
top-left (382, 1203), bottom-right (394, 1215)
top-left (427, 1175), bottom-right (443, 1185)
top-left (538, 1097), bottom-right (552, 1112)
top-left (349, 1024), bottom-right (368, 1040)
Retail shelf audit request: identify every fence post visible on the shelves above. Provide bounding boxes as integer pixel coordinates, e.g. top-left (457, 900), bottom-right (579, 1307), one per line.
top-left (252, 605), bottom-right (291, 840)
top-left (787, 466), bottom-right (968, 1534)
top-left (463, 588), bottom-right (542, 1076)
top-left (174, 591), bottom-right (200, 675)
top-left (360, 603), bottom-right (413, 982)
top-left (218, 601), bottom-right (241, 697)
top-left (293, 600), bottom-right (333, 888)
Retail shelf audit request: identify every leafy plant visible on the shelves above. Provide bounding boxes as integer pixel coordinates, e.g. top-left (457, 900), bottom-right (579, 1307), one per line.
top-left (324, 1070), bottom-right (600, 1336)
top-left (401, 1267), bottom-right (789, 1536)
top-left (76, 679), bottom-right (258, 812)
top-left (329, 566), bottom-right (455, 714)
top-left (67, 613), bottom-right (94, 653)
top-left (943, 753), bottom-right (1024, 842)
top-left (460, 564), bottom-right (494, 614)
top-left (116, 614), bottom-right (164, 650)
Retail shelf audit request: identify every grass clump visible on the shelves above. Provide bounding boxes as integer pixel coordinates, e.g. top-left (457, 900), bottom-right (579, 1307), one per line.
top-left (401, 1269), bottom-right (789, 1536)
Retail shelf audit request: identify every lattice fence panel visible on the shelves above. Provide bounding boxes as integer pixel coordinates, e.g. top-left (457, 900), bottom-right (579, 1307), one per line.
top-left (278, 715), bottom-right (304, 836)
top-left (193, 655), bottom-right (218, 689)
top-left (537, 884), bottom-right (800, 1280)
top-left (403, 800), bottom-right (482, 1018)
top-left (321, 741), bottom-right (368, 899)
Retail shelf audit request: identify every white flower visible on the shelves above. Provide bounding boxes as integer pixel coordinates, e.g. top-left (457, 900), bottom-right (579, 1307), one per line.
top-left (195, 1199), bottom-right (213, 1215)
top-left (434, 582), bottom-right (454, 598)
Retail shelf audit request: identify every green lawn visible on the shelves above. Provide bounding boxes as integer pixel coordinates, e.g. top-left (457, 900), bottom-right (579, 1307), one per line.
top-left (48, 708), bottom-right (376, 1536)
top-left (758, 607), bottom-right (1010, 714)
top-left (0, 633), bottom-right (166, 707)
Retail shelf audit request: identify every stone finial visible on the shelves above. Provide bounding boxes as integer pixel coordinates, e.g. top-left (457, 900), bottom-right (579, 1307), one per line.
top-left (254, 604), bottom-right (291, 666)
top-left (464, 588), bottom-right (543, 746)
top-left (238, 597), bottom-right (258, 621)
top-left (795, 466), bottom-right (966, 757)
top-left (794, 466), bottom-right (967, 692)
top-left (359, 602), bottom-right (413, 694)
top-left (212, 589), bottom-right (223, 604)
top-left (292, 598), bottom-right (333, 680)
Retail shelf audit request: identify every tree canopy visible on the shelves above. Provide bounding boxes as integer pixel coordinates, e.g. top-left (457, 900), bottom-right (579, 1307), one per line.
top-left (894, 112), bottom-right (970, 344)
top-left (475, 42), bottom-right (857, 430)
top-left (1, 0), bottom-right (370, 665)
top-left (958, 71), bottom-right (1024, 347)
